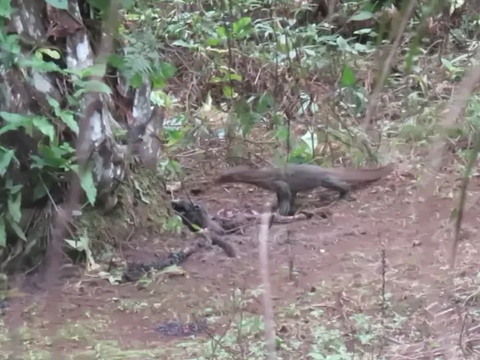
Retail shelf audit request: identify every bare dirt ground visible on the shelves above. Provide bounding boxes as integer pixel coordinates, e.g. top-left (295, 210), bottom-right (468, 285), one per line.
top-left (2, 161), bottom-right (480, 359)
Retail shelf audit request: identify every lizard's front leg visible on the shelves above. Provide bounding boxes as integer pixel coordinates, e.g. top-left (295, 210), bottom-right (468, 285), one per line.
top-left (273, 180), bottom-right (294, 216)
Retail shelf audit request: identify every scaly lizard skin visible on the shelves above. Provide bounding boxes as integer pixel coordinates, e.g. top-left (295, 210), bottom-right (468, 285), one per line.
top-left (214, 163), bottom-right (394, 215)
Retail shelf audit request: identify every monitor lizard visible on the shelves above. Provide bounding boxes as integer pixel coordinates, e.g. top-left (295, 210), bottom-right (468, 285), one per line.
top-left (214, 163), bottom-right (394, 215)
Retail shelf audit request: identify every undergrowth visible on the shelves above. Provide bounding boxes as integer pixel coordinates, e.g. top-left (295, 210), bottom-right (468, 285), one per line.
top-left (2, 0), bottom-right (480, 358)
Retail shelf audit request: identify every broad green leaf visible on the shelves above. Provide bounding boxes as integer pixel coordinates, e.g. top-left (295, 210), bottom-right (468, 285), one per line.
top-left (65, 238), bottom-right (86, 251)
top-left (151, 75), bottom-right (166, 89)
top-left (45, 0), bottom-right (68, 9)
top-left (227, 73), bottom-right (242, 81)
top-left (46, 95), bottom-right (79, 134)
top-left (33, 182), bottom-right (48, 201)
top-left (75, 80), bottom-right (112, 96)
top-left (130, 73), bottom-right (143, 88)
top-left (206, 38), bottom-right (220, 46)
top-left (354, 28), bottom-right (373, 35)
top-left (257, 93), bottom-right (274, 113)
top-left (160, 62), bottom-right (177, 79)
top-left (35, 47), bottom-right (61, 60)
top-left (150, 62), bottom-right (177, 89)
top-left (0, 0), bottom-right (13, 19)
top-left (59, 112), bottom-right (79, 134)
top-left (8, 193), bottom-right (22, 223)
top-left (0, 149), bottom-right (14, 176)
top-left (0, 218), bottom-right (5, 247)
top-left (233, 17), bottom-right (252, 34)
top-left (0, 122), bottom-right (27, 135)
top-left (32, 117), bottom-right (55, 143)
top-left (86, 0), bottom-right (111, 11)
top-left (81, 63), bottom-right (107, 78)
top-left (122, 0), bottom-right (135, 9)
top-left (8, 220), bottom-right (26, 241)
top-left (341, 66), bottom-right (356, 87)
top-left (222, 85), bottom-right (236, 98)
top-left (36, 144), bottom-right (73, 168)
top-left (5, 181), bottom-right (22, 194)
top-left (307, 352), bottom-right (325, 359)
top-left (0, 111), bottom-right (27, 123)
top-left (441, 58), bottom-right (454, 71)
top-left (171, 39), bottom-right (195, 48)
top-left (235, 17), bottom-right (251, 29)
top-left (17, 57), bottom-right (62, 72)
top-left (216, 27), bottom-right (226, 38)
top-left (0, 112), bottom-right (55, 142)
top-left (77, 165), bottom-right (97, 205)
top-left (107, 54), bottom-right (126, 69)
top-left (349, 11), bottom-right (374, 22)
top-left (336, 36), bottom-right (350, 52)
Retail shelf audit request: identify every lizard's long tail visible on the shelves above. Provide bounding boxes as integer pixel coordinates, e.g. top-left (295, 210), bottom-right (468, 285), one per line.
top-left (325, 163), bottom-right (395, 184)
top-left (214, 166), bottom-right (263, 185)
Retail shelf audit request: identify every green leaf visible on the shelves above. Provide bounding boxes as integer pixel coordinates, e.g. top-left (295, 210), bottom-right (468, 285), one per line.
top-left (171, 39), bottom-right (195, 48)
top-left (46, 96), bottom-right (80, 134)
top-left (35, 47), bottom-right (61, 60)
top-left (227, 73), bottom-right (242, 82)
top-left (0, 0), bottom-right (14, 19)
top-left (257, 93), bottom-right (274, 113)
top-left (0, 149), bottom-right (14, 176)
top-left (74, 80), bottom-right (112, 97)
top-left (32, 117), bottom-right (56, 143)
top-left (33, 144), bottom-right (73, 169)
top-left (206, 38), bottom-right (220, 46)
top-left (0, 112), bottom-right (55, 142)
top-left (130, 73), bottom-right (143, 88)
top-left (354, 28), bottom-right (374, 35)
top-left (232, 17), bottom-right (251, 35)
top-left (122, 0), bottom-right (135, 10)
top-left (59, 111), bottom-right (79, 134)
top-left (17, 57), bottom-right (62, 73)
top-left (45, 0), bottom-right (68, 9)
top-left (107, 54), bottom-right (126, 69)
top-left (160, 62), bottom-right (177, 79)
top-left (341, 66), bottom-right (356, 87)
top-left (349, 11), bottom-right (374, 21)
top-left (86, 0), bottom-right (111, 11)
top-left (222, 85), bottom-right (236, 98)
top-left (8, 193), bottom-right (22, 223)
top-left (235, 17), bottom-right (251, 29)
top-left (441, 58), bottom-right (454, 71)
top-left (77, 165), bottom-right (97, 205)
top-left (81, 63), bottom-right (107, 78)
top-left (8, 220), bottom-right (26, 241)
top-left (216, 27), bottom-right (226, 38)
top-left (336, 36), bottom-right (351, 52)
top-left (33, 182), bottom-right (48, 201)
top-left (5, 181), bottom-right (22, 194)
top-left (0, 218), bottom-right (5, 247)
top-left (0, 111), bottom-right (27, 123)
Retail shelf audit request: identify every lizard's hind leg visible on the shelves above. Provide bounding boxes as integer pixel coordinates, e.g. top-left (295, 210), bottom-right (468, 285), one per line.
top-left (321, 177), bottom-right (355, 201)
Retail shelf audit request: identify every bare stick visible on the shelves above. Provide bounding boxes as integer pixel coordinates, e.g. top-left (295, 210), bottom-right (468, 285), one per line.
top-left (450, 132), bottom-right (480, 269)
top-left (424, 58), bottom-right (480, 178)
top-left (258, 207), bottom-right (276, 360)
top-left (362, 0), bottom-right (417, 129)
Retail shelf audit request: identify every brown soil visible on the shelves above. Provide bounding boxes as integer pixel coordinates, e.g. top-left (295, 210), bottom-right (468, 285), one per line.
top-left (3, 162), bottom-right (480, 359)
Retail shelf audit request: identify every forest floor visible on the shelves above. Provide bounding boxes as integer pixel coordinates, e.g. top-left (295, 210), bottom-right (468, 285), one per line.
top-left (2, 159), bottom-right (480, 360)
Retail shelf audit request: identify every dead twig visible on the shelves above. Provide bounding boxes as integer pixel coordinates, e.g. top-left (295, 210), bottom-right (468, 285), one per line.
top-left (257, 207), bottom-right (276, 360)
